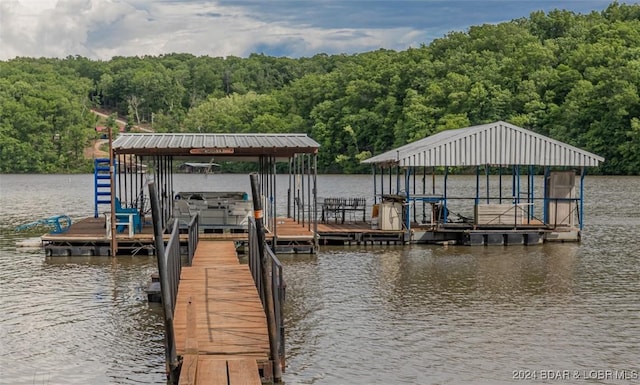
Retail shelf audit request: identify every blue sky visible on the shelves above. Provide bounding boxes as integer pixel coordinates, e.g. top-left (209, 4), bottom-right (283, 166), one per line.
top-left (0, 0), bottom-right (618, 60)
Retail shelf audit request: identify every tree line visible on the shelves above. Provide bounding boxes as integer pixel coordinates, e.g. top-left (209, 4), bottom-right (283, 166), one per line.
top-left (1, 2), bottom-right (639, 174)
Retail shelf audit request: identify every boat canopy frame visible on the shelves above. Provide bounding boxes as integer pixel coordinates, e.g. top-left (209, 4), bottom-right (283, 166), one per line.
top-left (362, 121), bottom-right (604, 236)
top-left (111, 133), bottom-right (320, 249)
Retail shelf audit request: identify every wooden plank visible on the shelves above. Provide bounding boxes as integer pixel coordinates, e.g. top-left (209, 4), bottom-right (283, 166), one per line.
top-left (178, 354), bottom-right (198, 385)
top-left (184, 297), bottom-right (198, 354)
top-left (175, 240), bottom-right (270, 363)
top-left (195, 357), bottom-right (228, 385)
top-left (227, 359), bottom-right (262, 385)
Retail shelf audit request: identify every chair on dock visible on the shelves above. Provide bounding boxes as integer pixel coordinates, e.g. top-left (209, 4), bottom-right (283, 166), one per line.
top-left (321, 197), bottom-right (344, 223)
top-left (344, 197), bottom-right (366, 223)
top-left (114, 198), bottom-right (142, 233)
top-left (321, 197), bottom-right (367, 224)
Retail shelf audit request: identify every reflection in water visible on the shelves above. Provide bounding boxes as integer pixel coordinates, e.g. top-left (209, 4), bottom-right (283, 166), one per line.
top-left (283, 238), bottom-right (638, 385)
top-left (2, 174), bottom-right (640, 384)
top-left (0, 245), bottom-right (166, 385)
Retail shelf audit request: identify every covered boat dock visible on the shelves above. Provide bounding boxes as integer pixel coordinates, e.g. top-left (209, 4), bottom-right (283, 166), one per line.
top-left (43, 132), bottom-right (321, 255)
top-left (362, 121), bottom-right (605, 245)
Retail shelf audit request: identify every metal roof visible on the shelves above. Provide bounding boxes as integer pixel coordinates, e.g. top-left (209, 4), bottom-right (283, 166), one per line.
top-left (362, 121), bottom-right (604, 167)
top-left (112, 133), bottom-right (319, 158)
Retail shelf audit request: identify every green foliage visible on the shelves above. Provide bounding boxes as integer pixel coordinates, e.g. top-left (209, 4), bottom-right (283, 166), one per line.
top-left (0, 59), bottom-right (94, 172)
top-left (1, 2), bottom-right (640, 174)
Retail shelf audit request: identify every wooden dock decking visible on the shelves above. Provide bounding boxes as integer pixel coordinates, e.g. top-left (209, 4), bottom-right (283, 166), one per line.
top-left (173, 241), bottom-right (270, 384)
top-left (41, 216), bottom-right (317, 255)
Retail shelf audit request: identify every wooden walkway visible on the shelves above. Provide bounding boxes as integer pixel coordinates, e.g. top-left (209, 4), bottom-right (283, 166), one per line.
top-left (173, 241), bottom-right (270, 384)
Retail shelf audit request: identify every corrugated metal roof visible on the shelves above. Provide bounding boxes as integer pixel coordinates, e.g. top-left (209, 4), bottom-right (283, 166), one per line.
top-left (362, 121), bottom-right (604, 167)
top-left (112, 133), bottom-right (320, 157)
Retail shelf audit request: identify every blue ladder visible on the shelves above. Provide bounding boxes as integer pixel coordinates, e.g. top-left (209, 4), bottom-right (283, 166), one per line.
top-left (94, 158), bottom-right (114, 218)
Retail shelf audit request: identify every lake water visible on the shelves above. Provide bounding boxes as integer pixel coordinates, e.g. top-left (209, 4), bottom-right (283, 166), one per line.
top-left (1, 174), bottom-right (639, 384)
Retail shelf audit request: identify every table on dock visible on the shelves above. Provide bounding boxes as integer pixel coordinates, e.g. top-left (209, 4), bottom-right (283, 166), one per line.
top-left (173, 241), bottom-right (269, 384)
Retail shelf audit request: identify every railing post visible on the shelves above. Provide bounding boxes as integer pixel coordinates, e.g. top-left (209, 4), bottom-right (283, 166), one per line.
top-left (187, 212), bottom-right (199, 266)
top-left (250, 173), bottom-right (282, 383)
top-left (269, 249), bottom-right (286, 372)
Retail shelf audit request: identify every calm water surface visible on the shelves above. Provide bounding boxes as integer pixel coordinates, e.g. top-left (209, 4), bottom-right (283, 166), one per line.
top-left (1, 174), bottom-right (639, 384)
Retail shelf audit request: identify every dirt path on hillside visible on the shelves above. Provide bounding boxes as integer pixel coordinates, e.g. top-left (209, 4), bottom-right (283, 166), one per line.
top-left (85, 109), bottom-right (154, 160)
top-left (84, 139), bottom-right (109, 159)
top-left (91, 109), bottom-right (154, 133)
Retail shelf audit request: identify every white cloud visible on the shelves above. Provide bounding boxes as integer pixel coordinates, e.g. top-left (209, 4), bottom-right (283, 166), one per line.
top-left (0, 0), bottom-right (436, 60)
top-left (0, 0), bottom-right (613, 61)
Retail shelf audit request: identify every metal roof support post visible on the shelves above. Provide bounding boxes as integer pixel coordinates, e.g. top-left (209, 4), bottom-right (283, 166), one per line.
top-left (380, 166), bottom-right (385, 198)
top-left (313, 154), bottom-right (318, 250)
top-left (443, 166), bottom-right (449, 225)
top-left (306, 153), bottom-right (311, 231)
top-left (118, 153), bottom-right (123, 205)
top-left (372, 165), bottom-right (377, 204)
top-left (529, 165), bottom-right (535, 221)
top-left (412, 160), bottom-right (417, 224)
top-left (404, 167), bottom-right (411, 237)
top-left (516, 165), bottom-right (521, 204)
top-left (301, 154), bottom-right (306, 228)
top-left (272, 156), bottom-right (278, 248)
top-left (138, 156), bottom-right (144, 215)
top-left (432, 166), bottom-right (436, 195)
top-left (422, 166), bottom-right (426, 222)
top-left (579, 167), bottom-right (585, 231)
top-left (295, 154), bottom-right (301, 223)
top-left (543, 166), bottom-right (550, 224)
top-left (287, 158), bottom-right (292, 218)
top-left (474, 166), bottom-right (479, 205)
top-left (412, 162), bottom-right (416, 195)
top-left (108, 127), bottom-right (118, 256)
top-left (298, 154), bottom-right (302, 224)
top-left (485, 164), bottom-right (490, 204)
top-left (124, 154), bottom-right (129, 206)
top-left (169, 156), bottom-right (174, 223)
top-left (291, 155), bottom-right (297, 222)
top-left (512, 165), bottom-right (516, 203)
top-left (499, 166), bottom-right (503, 204)
top-left (478, 164), bottom-right (490, 204)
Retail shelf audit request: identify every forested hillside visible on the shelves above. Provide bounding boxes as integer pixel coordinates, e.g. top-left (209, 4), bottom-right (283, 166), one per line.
top-left (1, 2), bottom-right (639, 174)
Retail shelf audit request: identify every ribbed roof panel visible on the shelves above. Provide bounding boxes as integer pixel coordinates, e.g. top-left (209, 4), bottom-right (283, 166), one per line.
top-left (113, 133), bottom-right (320, 157)
top-left (362, 121), bottom-right (604, 167)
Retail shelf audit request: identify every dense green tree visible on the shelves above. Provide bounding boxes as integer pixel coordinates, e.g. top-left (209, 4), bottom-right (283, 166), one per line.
top-left (1, 2), bottom-right (640, 174)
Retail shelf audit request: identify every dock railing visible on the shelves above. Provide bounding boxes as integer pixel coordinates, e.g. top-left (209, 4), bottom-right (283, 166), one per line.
top-left (149, 182), bottom-right (185, 382)
top-left (163, 219), bottom-right (182, 314)
top-left (187, 212), bottom-right (199, 266)
top-left (248, 217), bottom-right (286, 370)
top-left (157, 218), bottom-right (181, 381)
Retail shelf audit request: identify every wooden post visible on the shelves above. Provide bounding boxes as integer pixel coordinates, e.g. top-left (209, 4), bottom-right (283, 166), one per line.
top-left (249, 173), bottom-right (282, 383)
top-left (149, 182), bottom-right (178, 384)
top-left (108, 126), bottom-right (118, 256)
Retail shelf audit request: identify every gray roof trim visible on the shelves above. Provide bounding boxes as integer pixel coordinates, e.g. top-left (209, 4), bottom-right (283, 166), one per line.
top-left (362, 121), bottom-right (604, 167)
